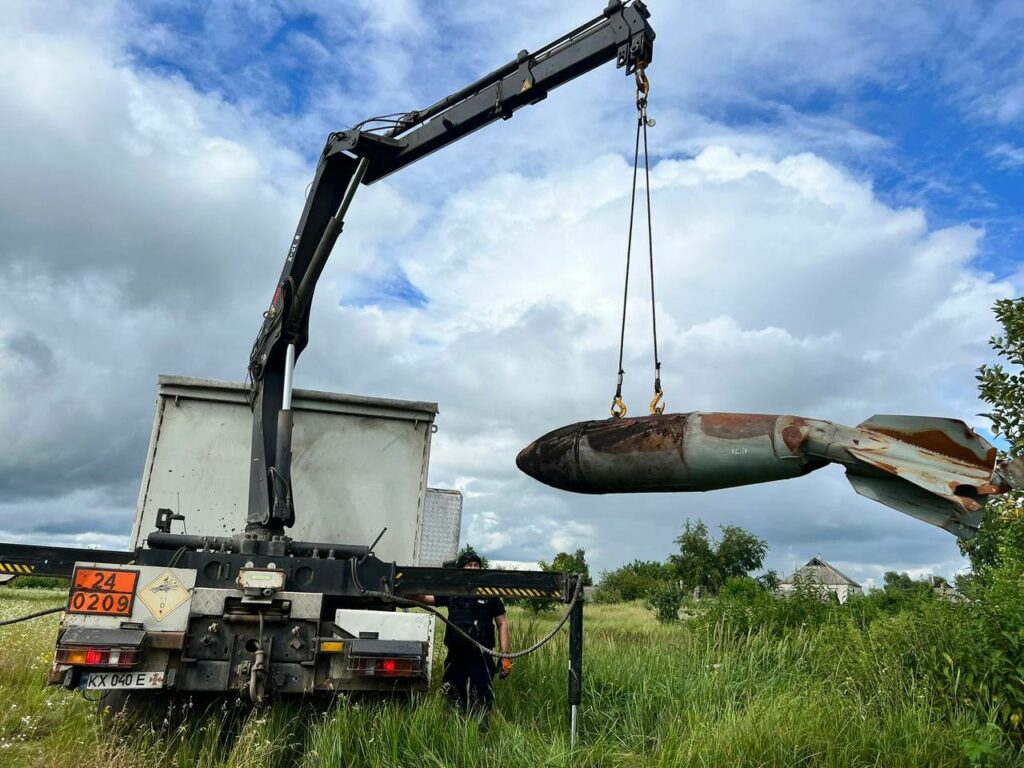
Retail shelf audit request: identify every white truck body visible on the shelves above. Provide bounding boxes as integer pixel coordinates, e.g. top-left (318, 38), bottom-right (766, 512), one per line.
top-left (130, 375), bottom-right (460, 567)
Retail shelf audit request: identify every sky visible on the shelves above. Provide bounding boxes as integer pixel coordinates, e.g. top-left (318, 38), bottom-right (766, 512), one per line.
top-left (1, 0), bottom-right (1023, 589)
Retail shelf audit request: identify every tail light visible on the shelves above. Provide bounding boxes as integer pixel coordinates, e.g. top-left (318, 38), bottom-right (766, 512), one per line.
top-left (349, 657), bottom-right (420, 677)
top-left (56, 646), bottom-right (140, 668)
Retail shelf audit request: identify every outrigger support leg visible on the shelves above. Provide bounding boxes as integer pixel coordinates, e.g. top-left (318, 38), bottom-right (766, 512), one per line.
top-left (568, 576), bottom-right (584, 748)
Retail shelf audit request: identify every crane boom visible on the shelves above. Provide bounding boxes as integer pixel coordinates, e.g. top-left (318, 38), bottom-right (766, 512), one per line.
top-left (246, 0), bottom-right (655, 535)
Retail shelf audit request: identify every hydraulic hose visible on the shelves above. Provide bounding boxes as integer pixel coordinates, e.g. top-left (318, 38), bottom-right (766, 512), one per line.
top-left (0, 605), bottom-right (64, 627)
top-left (361, 577), bottom-right (584, 660)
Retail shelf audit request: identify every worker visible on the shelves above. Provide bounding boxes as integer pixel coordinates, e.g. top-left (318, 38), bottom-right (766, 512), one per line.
top-left (416, 549), bottom-right (511, 723)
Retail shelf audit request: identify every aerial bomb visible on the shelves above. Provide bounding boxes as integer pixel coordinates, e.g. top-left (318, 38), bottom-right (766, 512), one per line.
top-left (516, 412), bottom-right (1024, 539)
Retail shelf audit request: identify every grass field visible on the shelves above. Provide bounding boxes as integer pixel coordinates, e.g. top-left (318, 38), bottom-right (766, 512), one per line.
top-left (1, 587), bottom-right (1021, 768)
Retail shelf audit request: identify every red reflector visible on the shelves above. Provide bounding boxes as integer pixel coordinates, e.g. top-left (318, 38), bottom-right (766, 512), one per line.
top-left (349, 656), bottom-right (418, 677)
top-left (85, 649), bottom-right (105, 665)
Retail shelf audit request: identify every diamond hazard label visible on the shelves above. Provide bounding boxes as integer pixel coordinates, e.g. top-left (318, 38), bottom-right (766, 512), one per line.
top-left (138, 570), bottom-right (191, 622)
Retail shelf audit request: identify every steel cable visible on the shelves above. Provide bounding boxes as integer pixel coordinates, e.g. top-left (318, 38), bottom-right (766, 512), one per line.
top-left (640, 92), bottom-right (663, 409)
top-left (611, 100), bottom-right (645, 417)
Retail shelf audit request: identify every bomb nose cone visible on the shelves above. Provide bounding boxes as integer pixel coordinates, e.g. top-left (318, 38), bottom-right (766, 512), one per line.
top-left (516, 422), bottom-right (588, 492)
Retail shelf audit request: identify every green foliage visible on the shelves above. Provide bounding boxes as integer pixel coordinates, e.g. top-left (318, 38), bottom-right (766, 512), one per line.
top-left (975, 297), bottom-right (1024, 457)
top-left (548, 549), bottom-right (591, 585)
top-left (593, 559), bottom-right (672, 603)
top-left (757, 569), bottom-right (780, 591)
top-left (951, 497), bottom-right (1024, 732)
top-left (962, 722), bottom-right (1005, 768)
top-left (645, 581), bottom-right (685, 624)
top-left (952, 296), bottom-right (1024, 733)
top-left (883, 570), bottom-right (916, 591)
top-left (669, 519), bottom-right (768, 595)
top-left (700, 576), bottom-right (840, 638)
top-left (695, 297), bottom-right (1024, 736)
top-left (3, 576), bottom-right (68, 590)
top-left (3, 590), bottom-right (1024, 765)
top-left (519, 549), bottom-right (591, 614)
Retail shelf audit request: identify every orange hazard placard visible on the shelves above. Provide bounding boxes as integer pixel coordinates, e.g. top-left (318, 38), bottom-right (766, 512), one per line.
top-left (69, 567), bottom-right (139, 617)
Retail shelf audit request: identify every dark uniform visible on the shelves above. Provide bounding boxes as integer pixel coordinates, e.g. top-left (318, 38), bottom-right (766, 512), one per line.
top-left (435, 595), bottom-right (506, 714)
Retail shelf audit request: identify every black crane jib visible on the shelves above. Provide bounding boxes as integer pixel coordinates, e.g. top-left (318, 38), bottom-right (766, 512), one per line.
top-left (246, 1), bottom-right (655, 535)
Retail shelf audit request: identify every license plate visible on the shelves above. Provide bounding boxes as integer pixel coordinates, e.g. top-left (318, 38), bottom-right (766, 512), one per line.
top-left (69, 567), bottom-right (139, 617)
top-left (82, 671), bottom-right (165, 690)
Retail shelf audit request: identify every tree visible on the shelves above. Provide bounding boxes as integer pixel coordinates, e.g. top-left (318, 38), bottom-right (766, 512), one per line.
top-left (595, 559), bottom-right (672, 603)
top-left (976, 297), bottom-right (1024, 457)
top-left (522, 549), bottom-right (591, 614)
top-left (669, 520), bottom-right (715, 592)
top-left (757, 569), bottom-right (781, 591)
top-left (547, 549), bottom-right (591, 586)
top-left (882, 571), bottom-right (916, 591)
top-left (955, 297), bottom-right (1024, 730)
top-left (961, 297), bottom-right (1024, 575)
top-left (668, 519), bottom-right (767, 595)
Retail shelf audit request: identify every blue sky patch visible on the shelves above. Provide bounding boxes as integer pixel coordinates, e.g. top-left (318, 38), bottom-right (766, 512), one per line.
top-left (344, 269), bottom-right (429, 310)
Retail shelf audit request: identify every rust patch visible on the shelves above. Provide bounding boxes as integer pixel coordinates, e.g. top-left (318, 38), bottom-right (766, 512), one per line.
top-left (975, 483), bottom-right (1004, 495)
top-left (871, 460), bottom-right (901, 476)
top-left (584, 414), bottom-right (690, 459)
top-left (781, 424), bottom-right (809, 453)
top-left (699, 413), bottom-right (778, 440)
top-left (869, 426), bottom-right (995, 469)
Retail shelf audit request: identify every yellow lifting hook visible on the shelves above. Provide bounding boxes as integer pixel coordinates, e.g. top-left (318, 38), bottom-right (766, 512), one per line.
top-left (611, 397), bottom-right (628, 418)
top-left (649, 390), bottom-right (665, 415)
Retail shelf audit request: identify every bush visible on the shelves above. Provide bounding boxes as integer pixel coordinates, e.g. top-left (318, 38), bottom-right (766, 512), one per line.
top-left (698, 576), bottom-right (879, 639)
top-left (5, 576), bottom-right (68, 590)
top-left (646, 582), bottom-right (685, 623)
top-left (596, 559), bottom-right (672, 603)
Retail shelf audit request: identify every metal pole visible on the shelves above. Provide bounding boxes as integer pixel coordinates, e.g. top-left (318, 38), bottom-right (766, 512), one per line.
top-left (568, 579), bottom-right (583, 749)
top-left (282, 343), bottom-right (296, 411)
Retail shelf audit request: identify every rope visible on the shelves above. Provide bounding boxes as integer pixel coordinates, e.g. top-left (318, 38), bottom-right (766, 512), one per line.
top-left (360, 577), bottom-right (584, 661)
top-left (0, 605), bottom-right (64, 627)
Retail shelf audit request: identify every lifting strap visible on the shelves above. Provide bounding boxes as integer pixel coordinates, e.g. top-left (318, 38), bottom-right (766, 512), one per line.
top-left (612, 67), bottom-right (664, 418)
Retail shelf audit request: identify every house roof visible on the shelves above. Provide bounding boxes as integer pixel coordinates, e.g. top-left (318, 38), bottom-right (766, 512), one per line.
top-left (780, 557), bottom-right (861, 588)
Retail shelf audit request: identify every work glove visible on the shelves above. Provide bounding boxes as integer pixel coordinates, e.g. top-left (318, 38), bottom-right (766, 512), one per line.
top-left (499, 658), bottom-right (512, 679)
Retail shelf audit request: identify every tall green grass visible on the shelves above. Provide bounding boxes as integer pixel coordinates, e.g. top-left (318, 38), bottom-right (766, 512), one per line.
top-left (1, 589), bottom-right (1020, 767)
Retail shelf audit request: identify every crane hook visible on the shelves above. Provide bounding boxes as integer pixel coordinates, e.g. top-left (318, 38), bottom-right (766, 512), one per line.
top-left (635, 68), bottom-right (650, 102)
top-left (649, 390), bottom-right (665, 415)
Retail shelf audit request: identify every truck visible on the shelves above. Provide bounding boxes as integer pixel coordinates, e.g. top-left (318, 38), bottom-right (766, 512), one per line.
top-left (0, 0), bottom-right (657, 739)
top-left (46, 375), bottom-right (461, 699)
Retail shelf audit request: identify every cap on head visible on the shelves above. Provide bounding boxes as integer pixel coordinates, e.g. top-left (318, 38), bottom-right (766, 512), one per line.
top-left (456, 549), bottom-right (483, 568)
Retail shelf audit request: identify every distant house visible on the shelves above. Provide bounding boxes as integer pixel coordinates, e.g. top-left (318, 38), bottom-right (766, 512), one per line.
top-left (488, 560), bottom-right (537, 571)
top-left (778, 557), bottom-right (862, 604)
top-left (929, 575), bottom-right (965, 602)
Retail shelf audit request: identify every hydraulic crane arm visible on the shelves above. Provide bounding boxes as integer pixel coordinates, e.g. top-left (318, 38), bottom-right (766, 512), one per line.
top-left (246, 0), bottom-right (655, 535)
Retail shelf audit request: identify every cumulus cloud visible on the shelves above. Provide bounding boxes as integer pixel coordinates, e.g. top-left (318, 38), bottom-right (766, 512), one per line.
top-left (301, 145), bottom-right (1013, 580)
top-left (0, 0), bottom-right (1018, 590)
